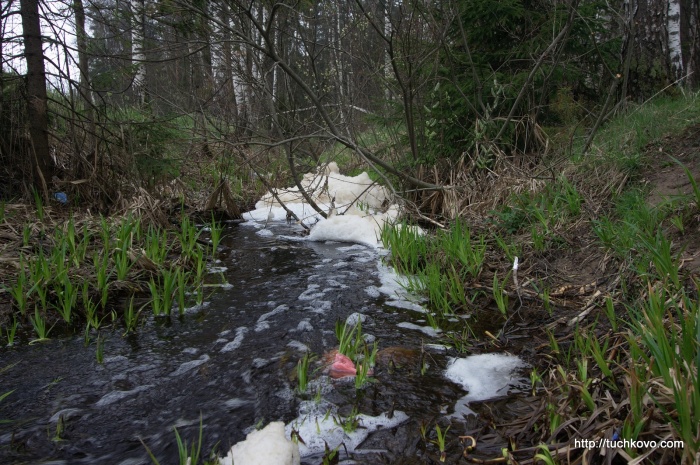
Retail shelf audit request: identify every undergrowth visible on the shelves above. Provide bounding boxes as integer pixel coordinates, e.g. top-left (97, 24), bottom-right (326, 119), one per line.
top-left (383, 92), bottom-right (700, 464)
top-left (0, 210), bottom-right (225, 346)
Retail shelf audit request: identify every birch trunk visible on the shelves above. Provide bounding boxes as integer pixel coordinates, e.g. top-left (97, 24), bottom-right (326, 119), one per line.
top-left (667, 0), bottom-right (684, 81)
top-left (131, 0), bottom-right (148, 106)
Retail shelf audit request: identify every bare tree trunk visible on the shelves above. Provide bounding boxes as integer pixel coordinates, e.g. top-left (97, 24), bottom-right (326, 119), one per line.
top-left (683, 0), bottom-right (700, 87)
top-left (667, 0), bottom-right (684, 81)
top-left (221, 1), bottom-right (239, 121)
top-left (20, 0), bottom-right (52, 193)
top-left (333, 1), bottom-right (347, 128)
top-left (131, 0), bottom-right (148, 106)
top-left (74, 0), bottom-right (96, 169)
top-left (620, 0), bottom-right (639, 104)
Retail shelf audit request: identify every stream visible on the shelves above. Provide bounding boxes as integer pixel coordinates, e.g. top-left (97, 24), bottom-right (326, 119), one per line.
top-left (0, 221), bottom-right (527, 464)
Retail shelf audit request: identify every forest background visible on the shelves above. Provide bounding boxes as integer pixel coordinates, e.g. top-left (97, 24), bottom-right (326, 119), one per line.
top-left (1, 0), bottom-right (698, 209)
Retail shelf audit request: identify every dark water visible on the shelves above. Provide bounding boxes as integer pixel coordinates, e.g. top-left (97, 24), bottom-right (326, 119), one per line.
top-left (0, 223), bottom-right (517, 464)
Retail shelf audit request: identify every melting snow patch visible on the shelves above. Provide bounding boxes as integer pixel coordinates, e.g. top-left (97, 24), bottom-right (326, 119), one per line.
top-left (445, 353), bottom-right (528, 418)
top-left (397, 322), bottom-right (441, 337)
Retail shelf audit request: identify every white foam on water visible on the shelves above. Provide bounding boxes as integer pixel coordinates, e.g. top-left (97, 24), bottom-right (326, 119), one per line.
top-left (252, 163), bottom-right (388, 211)
top-left (337, 244), bottom-right (369, 252)
top-left (424, 344), bottom-right (449, 352)
top-left (256, 229), bottom-right (274, 237)
top-left (256, 321), bottom-right (271, 332)
top-left (95, 385), bottom-right (154, 407)
top-left (298, 284), bottom-right (327, 301)
top-left (117, 458), bottom-right (146, 465)
top-left (183, 301), bottom-right (211, 314)
top-left (286, 401), bottom-right (409, 457)
top-left (103, 355), bottom-right (128, 364)
top-left (352, 253), bottom-right (375, 263)
top-left (385, 299), bottom-right (426, 313)
top-left (255, 304), bottom-right (289, 332)
top-left (293, 319), bottom-right (313, 332)
top-left (287, 340), bottom-right (310, 352)
top-left (445, 353), bottom-right (528, 418)
top-left (374, 260), bottom-right (429, 316)
top-left (224, 398), bottom-right (249, 410)
top-left (364, 286), bottom-right (381, 298)
top-left (397, 322), bottom-right (441, 337)
top-left (221, 327), bottom-right (248, 353)
top-left (49, 408), bottom-right (82, 423)
top-left (275, 385), bottom-right (296, 402)
top-left (242, 164), bottom-right (402, 247)
top-left (203, 282), bottom-right (234, 289)
top-left (170, 354), bottom-right (210, 377)
top-left (345, 312), bottom-right (367, 326)
top-left (252, 358), bottom-right (271, 369)
top-left (207, 266), bottom-right (228, 274)
top-left (375, 261), bottom-right (412, 300)
top-left (220, 421), bottom-right (301, 465)
top-left (305, 300), bottom-right (332, 314)
top-left (325, 279), bottom-right (347, 288)
top-left (307, 215), bottom-right (385, 248)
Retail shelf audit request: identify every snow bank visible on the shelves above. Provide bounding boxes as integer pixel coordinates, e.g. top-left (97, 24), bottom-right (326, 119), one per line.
top-left (243, 163), bottom-right (399, 247)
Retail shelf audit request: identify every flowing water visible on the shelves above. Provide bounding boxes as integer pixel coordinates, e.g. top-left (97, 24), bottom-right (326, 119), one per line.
top-left (0, 223), bottom-right (526, 464)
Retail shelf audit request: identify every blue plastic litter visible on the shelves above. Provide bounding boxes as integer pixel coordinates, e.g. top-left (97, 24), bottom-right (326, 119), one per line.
top-left (53, 192), bottom-right (68, 205)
